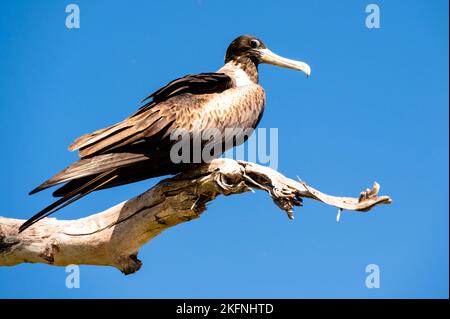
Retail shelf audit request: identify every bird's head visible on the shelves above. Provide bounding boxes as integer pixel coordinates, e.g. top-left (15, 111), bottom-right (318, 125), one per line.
top-left (225, 35), bottom-right (311, 77)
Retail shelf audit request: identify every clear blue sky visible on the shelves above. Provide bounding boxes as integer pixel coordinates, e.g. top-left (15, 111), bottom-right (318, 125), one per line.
top-left (0, 0), bottom-right (448, 298)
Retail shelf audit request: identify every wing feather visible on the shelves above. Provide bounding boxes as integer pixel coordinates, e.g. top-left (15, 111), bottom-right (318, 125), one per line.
top-left (69, 73), bottom-right (233, 158)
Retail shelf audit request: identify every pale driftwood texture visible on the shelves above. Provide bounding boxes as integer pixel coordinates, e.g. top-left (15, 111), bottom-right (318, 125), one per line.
top-left (0, 159), bottom-right (391, 274)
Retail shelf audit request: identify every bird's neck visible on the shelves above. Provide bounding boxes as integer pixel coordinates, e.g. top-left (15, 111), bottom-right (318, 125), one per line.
top-left (219, 57), bottom-right (259, 86)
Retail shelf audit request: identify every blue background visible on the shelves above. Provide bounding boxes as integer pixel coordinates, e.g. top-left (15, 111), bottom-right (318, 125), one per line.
top-left (0, 0), bottom-right (448, 298)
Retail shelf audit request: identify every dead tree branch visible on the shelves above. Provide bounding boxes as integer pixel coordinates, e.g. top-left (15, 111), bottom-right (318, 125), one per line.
top-left (0, 159), bottom-right (391, 274)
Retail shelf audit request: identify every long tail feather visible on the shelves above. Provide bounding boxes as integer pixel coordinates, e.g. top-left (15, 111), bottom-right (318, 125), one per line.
top-left (19, 169), bottom-right (118, 233)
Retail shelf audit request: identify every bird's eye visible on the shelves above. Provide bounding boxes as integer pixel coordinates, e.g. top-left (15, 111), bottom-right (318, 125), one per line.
top-left (250, 39), bottom-right (260, 49)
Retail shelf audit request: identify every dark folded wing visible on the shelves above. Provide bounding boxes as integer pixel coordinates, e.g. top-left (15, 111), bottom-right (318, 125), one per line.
top-left (68, 72), bottom-right (233, 159)
top-left (31, 72), bottom-right (234, 194)
top-left (135, 72), bottom-right (234, 116)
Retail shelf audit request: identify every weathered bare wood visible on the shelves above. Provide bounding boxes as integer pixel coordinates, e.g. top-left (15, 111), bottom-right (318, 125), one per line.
top-left (0, 159), bottom-right (391, 274)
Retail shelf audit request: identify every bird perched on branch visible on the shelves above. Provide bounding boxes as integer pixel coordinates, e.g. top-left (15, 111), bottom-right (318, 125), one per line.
top-left (20, 35), bottom-right (311, 232)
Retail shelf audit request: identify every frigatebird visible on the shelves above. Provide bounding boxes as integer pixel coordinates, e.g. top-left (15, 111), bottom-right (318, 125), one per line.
top-left (19, 35), bottom-right (311, 232)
